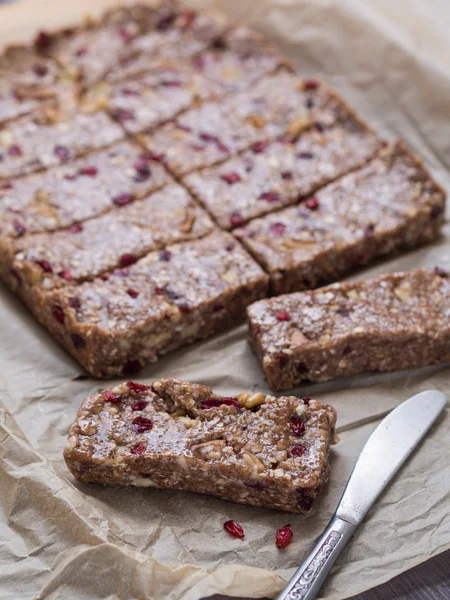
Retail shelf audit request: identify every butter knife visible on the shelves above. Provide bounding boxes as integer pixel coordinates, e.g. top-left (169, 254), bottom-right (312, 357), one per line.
top-left (277, 389), bottom-right (447, 600)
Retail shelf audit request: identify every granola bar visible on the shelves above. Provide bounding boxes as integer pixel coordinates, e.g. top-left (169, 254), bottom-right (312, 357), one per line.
top-left (184, 97), bottom-right (383, 229)
top-left (247, 269), bottom-right (450, 391)
top-left (0, 108), bottom-right (123, 180)
top-left (0, 141), bottom-right (171, 237)
top-left (1, 184), bottom-right (215, 293)
top-left (64, 378), bottom-right (337, 513)
top-left (141, 72), bottom-right (334, 176)
top-left (7, 231), bottom-right (268, 378)
top-left (235, 141), bottom-right (446, 294)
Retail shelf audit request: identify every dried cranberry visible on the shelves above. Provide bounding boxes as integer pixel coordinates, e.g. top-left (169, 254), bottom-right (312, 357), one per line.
top-left (267, 223), bottom-right (286, 239)
top-left (121, 87), bottom-right (140, 97)
top-left (223, 520), bottom-right (244, 539)
top-left (275, 352), bottom-right (289, 366)
top-left (159, 249), bottom-right (172, 262)
top-left (113, 193), bottom-right (135, 206)
top-left (364, 224), bottom-right (375, 238)
top-left (118, 26), bottom-right (133, 42)
top-left (250, 141), bottom-right (268, 154)
top-left (297, 151), bottom-right (314, 159)
top-left (221, 172), bottom-right (241, 185)
top-left (192, 55), bottom-right (205, 70)
top-left (290, 415), bottom-right (305, 436)
top-left (13, 220), bottom-right (26, 237)
top-left (161, 79), bottom-right (182, 88)
top-left (179, 9), bottom-right (197, 28)
top-left (32, 63), bottom-right (48, 77)
top-left (131, 442), bottom-right (147, 455)
top-left (221, 397), bottom-right (241, 408)
top-left (291, 445), bottom-right (306, 457)
top-left (200, 397), bottom-right (240, 410)
top-left (131, 401), bottom-right (148, 411)
top-left (37, 260), bottom-right (53, 273)
top-left (259, 191), bottom-right (280, 203)
top-left (123, 359), bottom-right (142, 375)
top-left (434, 266), bottom-right (448, 277)
top-left (315, 122), bottom-right (325, 132)
top-left (102, 390), bottom-right (122, 403)
top-left (305, 196), bottom-right (319, 210)
top-left (276, 311), bottom-right (290, 321)
top-left (71, 334), bottom-right (86, 349)
top-left (0, 182), bottom-right (12, 191)
top-left (127, 381), bottom-right (150, 393)
top-left (112, 108), bottom-right (136, 122)
top-left (281, 171), bottom-right (293, 180)
top-left (52, 306), bottom-right (65, 325)
top-left (276, 524), bottom-right (293, 549)
top-left (156, 14), bottom-right (176, 31)
top-left (59, 269), bottom-right (73, 280)
top-left (127, 288), bottom-right (139, 298)
top-left (199, 132), bottom-right (229, 153)
top-left (147, 151), bottom-right (165, 163)
top-left (245, 480), bottom-right (265, 490)
top-left (7, 145), bottom-right (22, 157)
top-left (69, 297), bottom-right (81, 310)
top-left (304, 78), bottom-right (318, 90)
top-left (78, 166), bottom-right (98, 177)
top-left (54, 145), bottom-right (71, 161)
top-left (75, 47), bottom-right (87, 57)
top-left (230, 212), bottom-right (243, 227)
top-left (301, 397), bottom-right (311, 405)
top-left (225, 242), bottom-right (235, 252)
top-left (100, 273), bottom-right (110, 281)
top-left (133, 160), bottom-right (151, 182)
top-left (119, 253), bottom-right (137, 267)
top-left (34, 31), bottom-right (51, 49)
top-left (297, 488), bottom-right (314, 511)
top-left (190, 143), bottom-right (205, 152)
top-left (132, 416), bottom-right (153, 433)
top-left (69, 224), bottom-right (83, 233)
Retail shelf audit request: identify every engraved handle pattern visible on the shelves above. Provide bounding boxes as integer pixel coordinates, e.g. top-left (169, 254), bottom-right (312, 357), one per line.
top-left (286, 531), bottom-right (342, 600)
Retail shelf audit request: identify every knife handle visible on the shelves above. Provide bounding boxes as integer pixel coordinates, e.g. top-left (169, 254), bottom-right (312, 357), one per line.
top-left (277, 516), bottom-right (357, 600)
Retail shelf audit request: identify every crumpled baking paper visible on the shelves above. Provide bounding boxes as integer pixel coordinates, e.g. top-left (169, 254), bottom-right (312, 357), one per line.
top-left (0, 1), bottom-right (449, 599)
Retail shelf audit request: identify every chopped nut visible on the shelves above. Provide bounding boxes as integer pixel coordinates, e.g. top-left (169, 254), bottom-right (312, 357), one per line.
top-left (243, 452), bottom-right (265, 474)
top-left (287, 115), bottom-right (311, 138)
top-left (394, 286), bottom-right (412, 302)
top-left (245, 114), bottom-right (266, 129)
top-left (176, 416), bottom-right (197, 428)
top-left (347, 289), bottom-right (359, 300)
top-left (273, 468), bottom-right (285, 478)
top-left (192, 440), bottom-right (225, 461)
top-left (132, 478), bottom-right (159, 488)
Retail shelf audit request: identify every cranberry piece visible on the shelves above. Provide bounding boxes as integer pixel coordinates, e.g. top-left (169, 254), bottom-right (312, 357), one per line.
top-left (305, 196), bottom-right (319, 210)
top-left (364, 224), bottom-right (375, 238)
top-left (52, 306), bottom-right (65, 325)
top-left (276, 524), bottom-right (293, 549)
top-left (32, 63), bottom-right (48, 77)
top-left (221, 397), bottom-right (241, 408)
top-left (156, 14), bottom-right (176, 31)
top-left (159, 249), bottom-right (172, 262)
top-left (290, 415), bottom-right (305, 436)
top-left (112, 108), bottom-right (136, 122)
top-left (276, 311), bottom-right (290, 321)
top-left (297, 151), bottom-right (314, 159)
top-left (131, 401), bottom-right (148, 411)
top-left (245, 480), bottom-right (265, 490)
top-left (59, 269), bottom-right (73, 280)
top-left (34, 31), bottom-right (52, 49)
top-left (123, 359), bottom-right (142, 375)
top-left (102, 390), bottom-right (122, 403)
top-left (315, 122), bottom-right (325, 132)
top-left (69, 297), bottom-right (81, 310)
top-left (133, 160), bottom-right (151, 182)
top-left (119, 253), bottom-right (137, 268)
top-left (0, 182), bottom-right (12, 191)
top-left (281, 171), bottom-right (293, 180)
top-left (304, 78), bottom-right (318, 90)
top-left (221, 172), bottom-right (241, 185)
top-left (147, 151), bottom-right (165, 163)
top-left (297, 488), bottom-right (314, 511)
top-left (131, 442), bottom-right (147, 455)
top-left (190, 143), bottom-right (205, 152)
top-left (200, 397), bottom-right (240, 409)
top-left (199, 132), bottom-right (229, 153)
top-left (54, 145), bottom-right (71, 161)
top-left (275, 352), bottom-right (289, 367)
top-left (161, 79), bottom-right (182, 88)
top-left (75, 47), bottom-right (87, 57)
top-left (69, 224), bottom-right (83, 233)
top-left (270, 222), bottom-right (286, 235)
top-left (8, 145), bottom-right (22, 157)
top-left (113, 193), bottom-right (135, 206)
top-left (230, 212), bottom-right (243, 227)
top-left (127, 288), bottom-right (139, 298)
top-left (100, 273), bottom-right (110, 281)
top-left (174, 122), bottom-right (192, 132)
top-left (250, 141), bottom-right (268, 154)
top-left (301, 397), bottom-right (311, 405)
top-left (192, 55), bottom-right (205, 71)
top-left (78, 166), bottom-right (98, 177)
top-left (121, 88), bottom-right (140, 97)
top-left (291, 445), bottom-right (306, 457)
top-left (132, 416), bottom-right (153, 433)
top-left (434, 266), bottom-right (448, 277)
top-left (259, 191), bottom-right (280, 203)
top-left (71, 334), bottom-right (86, 349)
top-left (179, 9), bottom-right (197, 28)
top-left (13, 220), bottom-right (26, 237)
top-left (118, 26), bottom-right (133, 42)
top-left (37, 260), bottom-right (53, 273)
top-left (127, 381), bottom-right (150, 393)
top-left (225, 242), bottom-right (235, 252)
top-left (223, 520), bottom-right (244, 539)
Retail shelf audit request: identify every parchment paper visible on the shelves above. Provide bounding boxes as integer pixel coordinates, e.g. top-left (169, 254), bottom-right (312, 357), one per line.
top-left (0, 1), bottom-right (449, 599)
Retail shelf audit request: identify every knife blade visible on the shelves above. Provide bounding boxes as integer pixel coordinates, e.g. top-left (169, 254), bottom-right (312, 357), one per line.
top-left (277, 389), bottom-right (447, 600)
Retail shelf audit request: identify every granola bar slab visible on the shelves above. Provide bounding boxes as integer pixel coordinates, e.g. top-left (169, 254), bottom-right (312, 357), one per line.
top-left (141, 72), bottom-right (334, 176)
top-left (248, 269), bottom-right (450, 391)
top-left (64, 378), bottom-right (337, 513)
top-left (184, 99), bottom-right (383, 229)
top-left (1, 184), bottom-right (215, 293)
top-left (0, 141), bottom-right (171, 237)
top-left (0, 109), bottom-right (123, 180)
top-left (8, 231), bottom-right (268, 377)
top-left (235, 141), bottom-right (446, 294)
